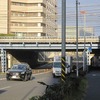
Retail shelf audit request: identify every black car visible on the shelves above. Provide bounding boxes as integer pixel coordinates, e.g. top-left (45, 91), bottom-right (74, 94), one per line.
top-left (6, 63), bottom-right (32, 81)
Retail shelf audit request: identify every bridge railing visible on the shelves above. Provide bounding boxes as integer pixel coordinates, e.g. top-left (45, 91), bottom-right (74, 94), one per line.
top-left (0, 36), bottom-right (99, 43)
top-left (0, 36), bottom-right (98, 38)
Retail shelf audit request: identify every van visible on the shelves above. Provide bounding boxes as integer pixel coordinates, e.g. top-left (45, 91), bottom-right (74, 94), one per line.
top-left (52, 56), bottom-right (72, 77)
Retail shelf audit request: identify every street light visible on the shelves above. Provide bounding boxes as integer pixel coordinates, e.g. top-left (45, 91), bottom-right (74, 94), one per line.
top-left (80, 11), bottom-right (87, 71)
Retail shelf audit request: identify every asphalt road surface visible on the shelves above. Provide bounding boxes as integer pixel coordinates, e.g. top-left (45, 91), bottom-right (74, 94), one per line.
top-left (0, 71), bottom-right (59, 100)
top-left (84, 69), bottom-right (100, 100)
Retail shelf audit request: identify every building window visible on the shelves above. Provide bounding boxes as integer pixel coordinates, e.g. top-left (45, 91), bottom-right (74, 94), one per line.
top-left (41, 23), bottom-right (46, 27)
top-left (11, 2), bottom-right (38, 6)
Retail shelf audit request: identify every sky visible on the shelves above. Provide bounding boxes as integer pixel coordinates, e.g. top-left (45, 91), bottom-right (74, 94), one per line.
top-left (57, 0), bottom-right (100, 6)
top-left (57, 0), bottom-right (100, 36)
top-left (57, 0), bottom-right (100, 13)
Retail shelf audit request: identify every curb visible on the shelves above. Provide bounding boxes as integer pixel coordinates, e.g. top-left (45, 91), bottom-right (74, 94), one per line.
top-left (0, 69), bottom-right (52, 81)
top-left (0, 69), bottom-right (52, 80)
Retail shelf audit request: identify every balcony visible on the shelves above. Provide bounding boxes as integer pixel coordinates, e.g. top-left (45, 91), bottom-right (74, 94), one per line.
top-left (11, 5), bottom-right (45, 12)
top-left (10, 26), bottom-right (46, 33)
top-left (11, 17), bottom-right (46, 23)
top-left (11, 0), bottom-right (46, 3)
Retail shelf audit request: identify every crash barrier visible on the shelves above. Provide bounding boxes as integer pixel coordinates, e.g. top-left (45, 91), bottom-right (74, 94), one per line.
top-left (32, 69), bottom-right (52, 74)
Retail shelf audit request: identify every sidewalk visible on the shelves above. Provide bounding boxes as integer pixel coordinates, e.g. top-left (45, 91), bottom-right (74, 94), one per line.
top-left (0, 73), bottom-right (6, 80)
top-left (84, 71), bottom-right (100, 100)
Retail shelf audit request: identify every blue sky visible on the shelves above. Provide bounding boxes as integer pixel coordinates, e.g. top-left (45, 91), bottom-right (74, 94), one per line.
top-left (57, 0), bottom-right (100, 7)
top-left (67, 0), bottom-right (100, 6)
top-left (57, 0), bottom-right (100, 36)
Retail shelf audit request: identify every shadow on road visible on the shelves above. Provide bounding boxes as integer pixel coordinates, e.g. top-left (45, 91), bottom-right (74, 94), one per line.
top-left (0, 90), bottom-right (7, 94)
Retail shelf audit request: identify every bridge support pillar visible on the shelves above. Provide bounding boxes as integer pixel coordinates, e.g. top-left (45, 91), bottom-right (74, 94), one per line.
top-left (86, 51), bottom-right (90, 66)
top-left (83, 51), bottom-right (87, 71)
top-left (1, 49), bottom-right (7, 73)
top-left (7, 54), bottom-right (12, 69)
top-left (85, 51), bottom-right (91, 72)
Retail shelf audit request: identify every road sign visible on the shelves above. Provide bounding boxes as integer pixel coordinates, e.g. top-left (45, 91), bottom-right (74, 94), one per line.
top-left (88, 47), bottom-right (92, 52)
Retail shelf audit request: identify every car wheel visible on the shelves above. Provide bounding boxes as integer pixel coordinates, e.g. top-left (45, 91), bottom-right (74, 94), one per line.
top-left (23, 74), bottom-right (28, 81)
top-left (6, 76), bottom-right (10, 81)
top-left (53, 74), bottom-right (56, 78)
top-left (29, 74), bottom-right (32, 80)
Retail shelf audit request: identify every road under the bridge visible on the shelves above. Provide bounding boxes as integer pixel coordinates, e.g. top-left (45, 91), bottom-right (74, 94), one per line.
top-left (0, 48), bottom-right (100, 72)
top-left (7, 50), bottom-right (39, 69)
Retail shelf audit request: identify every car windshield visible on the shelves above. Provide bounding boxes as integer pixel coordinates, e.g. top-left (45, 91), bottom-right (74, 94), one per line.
top-left (53, 62), bottom-right (68, 68)
top-left (11, 65), bottom-right (26, 70)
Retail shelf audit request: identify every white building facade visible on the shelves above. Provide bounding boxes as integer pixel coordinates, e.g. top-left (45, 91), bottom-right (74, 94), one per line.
top-left (0, 0), bottom-right (57, 37)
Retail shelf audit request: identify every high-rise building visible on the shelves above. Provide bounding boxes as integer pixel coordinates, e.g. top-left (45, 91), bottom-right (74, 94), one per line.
top-left (57, 26), bottom-right (94, 37)
top-left (0, 0), bottom-right (57, 37)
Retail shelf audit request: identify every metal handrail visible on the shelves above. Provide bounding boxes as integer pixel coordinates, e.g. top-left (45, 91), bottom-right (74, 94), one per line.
top-left (0, 36), bottom-right (99, 39)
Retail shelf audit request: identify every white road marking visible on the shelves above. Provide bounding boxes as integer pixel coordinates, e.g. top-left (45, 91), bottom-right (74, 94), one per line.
top-left (0, 86), bottom-right (11, 90)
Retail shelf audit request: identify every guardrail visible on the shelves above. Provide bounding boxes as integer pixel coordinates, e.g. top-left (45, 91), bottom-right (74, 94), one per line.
top-left (32, 69), bottom-right (52, 74)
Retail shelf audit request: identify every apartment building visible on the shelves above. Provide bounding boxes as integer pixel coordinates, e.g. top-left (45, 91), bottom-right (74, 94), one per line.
top-left (0, 0), bottom-right (57, 37)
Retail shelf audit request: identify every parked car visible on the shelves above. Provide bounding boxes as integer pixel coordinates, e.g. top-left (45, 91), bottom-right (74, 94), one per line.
top-left (6, 63), bottom-right (32, 81)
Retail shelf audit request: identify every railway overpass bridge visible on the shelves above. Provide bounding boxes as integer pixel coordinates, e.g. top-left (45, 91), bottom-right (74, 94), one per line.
top-left (0, 36), bottom-right (100, 50)
top-left (0, 36), bottom-right (100, 72)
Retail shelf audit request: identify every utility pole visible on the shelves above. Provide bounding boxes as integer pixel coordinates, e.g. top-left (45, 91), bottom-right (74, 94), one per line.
top-left (61, 0), bottom-right (66, 82)
top-left (76, 0), bottom-right (79, 77)
top-left (80, 11), bottom-right (87, 71)
top-left (83, 11), bottom-right (86, 71)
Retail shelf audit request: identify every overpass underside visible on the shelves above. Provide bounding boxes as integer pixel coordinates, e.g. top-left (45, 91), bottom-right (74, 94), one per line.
top-left (0, 49), bottom-right (39, 72)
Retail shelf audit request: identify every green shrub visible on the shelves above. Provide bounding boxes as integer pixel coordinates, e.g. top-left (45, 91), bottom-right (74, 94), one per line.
top-left (0, 34), bottom-right (15, 36)
top-left (30, 75), bottom-right (88, 100)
